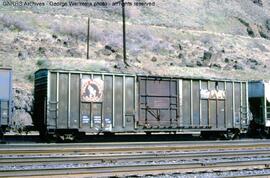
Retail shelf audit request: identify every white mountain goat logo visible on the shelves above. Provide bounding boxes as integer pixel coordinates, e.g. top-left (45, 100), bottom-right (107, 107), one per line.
top-left (81, 79), bottom-right (104, 102)
top-left (200, 89), bottom-right (226, 100)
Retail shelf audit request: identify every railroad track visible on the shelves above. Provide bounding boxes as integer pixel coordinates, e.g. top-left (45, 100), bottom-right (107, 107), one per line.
top-left (1, 139), bottom-right (270, 153)
top-left (0, 140), bottom-right (270, 177)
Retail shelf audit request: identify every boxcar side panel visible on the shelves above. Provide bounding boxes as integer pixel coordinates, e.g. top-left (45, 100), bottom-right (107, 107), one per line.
top-left (70, 74), bottom-right (80, 129)
top-left (208, 81), bottom-right (217, 129)
top-left (81, 74), bottom-right (91, 130)
top-left (180, 79), bottom-right (248, 131)
top-left (225, 82), bottom-right (233, 128)
top-left (45, 71), bottom-right (136, 134)
top-left (201, 81), bottom-right (209, 126)
top-left (92, 75), bottom-right (103, 131)
top-left (39, 69), bottom-right (249, 135)
top-left (48, 72), bottom-right (57, 129)
top-left (249, 82), bottom-right (264, 98)
top-left (234, 82), bottom-right (241, 127)
top-left (0, 70), bottom-right (11, 100)
top-left (113, 76), bottom-right (122, 130)
top-left (125, 76), bottom-right (135, 130)
top-left (58, 73), bottom-right (68, 129)
top-left (217, 82), bottom-right (225, 129)
top-left (241, 83), bottom-right (248, 126)
top-left (0, 69), bottom-right (12, 127)
top-left (182, 80), bottom-right (191, 127)
top-left (104, 75), bottom-right (113, 131)
top-left (192, 80), bottom-right (200, 126)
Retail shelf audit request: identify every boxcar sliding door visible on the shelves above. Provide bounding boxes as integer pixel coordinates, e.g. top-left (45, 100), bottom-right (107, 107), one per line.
top-left (138, 76), bottom-right (179, 128)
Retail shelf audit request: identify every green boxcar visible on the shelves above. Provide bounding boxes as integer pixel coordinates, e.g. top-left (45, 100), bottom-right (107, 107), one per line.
top-left (34, 69), bottom-right (249, 137)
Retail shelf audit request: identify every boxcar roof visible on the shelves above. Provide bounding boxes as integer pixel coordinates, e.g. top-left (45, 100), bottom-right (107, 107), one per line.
top-left (35, 68), bottom-right (248, 82)
top-left (248, 80), bottom-right (270, 83)
top-left (0, 68), bottom-right (12, 70)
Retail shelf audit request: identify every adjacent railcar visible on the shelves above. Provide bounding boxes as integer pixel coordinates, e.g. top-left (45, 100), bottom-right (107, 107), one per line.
top-left (0, 68), bottom-right (12, 134)
top-left (249, 80), bottom-right (270, 135)
top-left (34, 69), bottom-right (249, 138)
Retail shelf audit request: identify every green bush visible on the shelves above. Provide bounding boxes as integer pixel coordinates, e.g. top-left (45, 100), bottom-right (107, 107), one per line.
top-left (27, 73), bottom-right (34, 82)
top-left (36, 59), bottom-right (48, 67)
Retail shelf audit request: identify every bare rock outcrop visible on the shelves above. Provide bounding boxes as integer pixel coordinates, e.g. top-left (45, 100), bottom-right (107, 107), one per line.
top-left (12, 88), bottom-right (33, 130)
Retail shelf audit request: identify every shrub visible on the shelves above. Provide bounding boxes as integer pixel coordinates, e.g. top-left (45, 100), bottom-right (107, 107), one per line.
top-left (27, 73), bottom-right (35, 82)
top-left (36, 59), bottom-right (48, 67)
top-left (51, 20), bottom-right (87, 41)
top-left (89, 25), bottom-right (106, 42)
top-left (0, 14), bottom-right (33, 32)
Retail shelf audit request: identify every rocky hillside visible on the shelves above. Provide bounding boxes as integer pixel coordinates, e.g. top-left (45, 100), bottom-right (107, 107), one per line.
top-left (1, 0), bottom-right (270, 128)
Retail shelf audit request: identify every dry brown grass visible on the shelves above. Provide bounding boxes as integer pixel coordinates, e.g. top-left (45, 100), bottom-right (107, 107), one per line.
top-left (1, 3), bottom-right (270, 91)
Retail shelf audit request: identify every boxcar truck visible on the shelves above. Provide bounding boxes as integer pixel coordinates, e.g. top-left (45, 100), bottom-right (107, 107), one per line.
top-left (0, 68), bottom-right (12, 135)
top-left (249, 80), bottom-right (270, 135)
top-left (34, 69), bottom-right (250, 140)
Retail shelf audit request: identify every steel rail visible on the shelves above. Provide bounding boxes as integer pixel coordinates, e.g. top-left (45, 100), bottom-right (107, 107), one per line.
top-left (1, 140), bottom-right (270, 177)
top-left (1, 142), bottom-right (270, 155)
top-left (1, 139), bottom-right (270, 148)
top-left (1, 149), bottom-right (270, 166)
top-left (0, 158), bottom-right (269, 177)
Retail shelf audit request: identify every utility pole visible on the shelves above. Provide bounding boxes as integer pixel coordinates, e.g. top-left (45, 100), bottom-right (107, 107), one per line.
top-left (87, 17), bottom-right (90, 59)
top-left (121, 0), bottom-right (129, 66)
